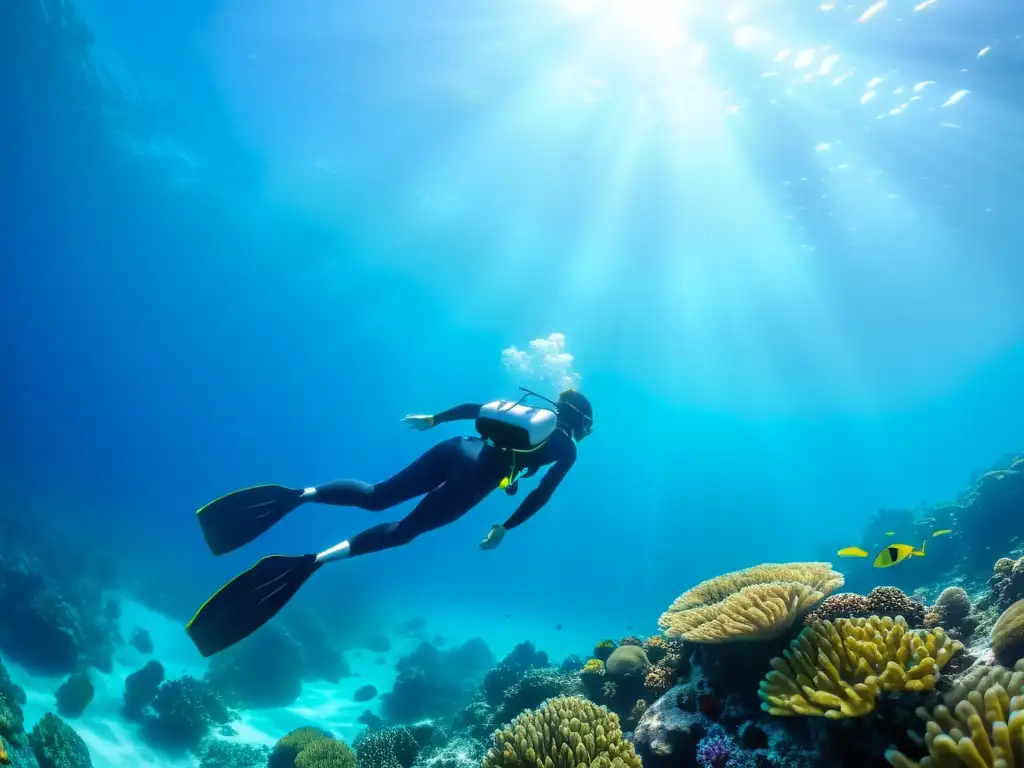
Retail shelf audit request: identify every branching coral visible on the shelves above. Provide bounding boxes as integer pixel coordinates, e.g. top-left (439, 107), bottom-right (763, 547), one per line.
top-left (295, 738), bottom-right (357, 768)
top-left (758, 616), bottom-right (962, 719)
top-left (481, 695), bottom-right (641, 768)
top-left (642, 636), bottom-right (668, 663)
top-left (884, 660), bottom-right (1024, 767)
top-left (659, 562), bottom-right (845, 642)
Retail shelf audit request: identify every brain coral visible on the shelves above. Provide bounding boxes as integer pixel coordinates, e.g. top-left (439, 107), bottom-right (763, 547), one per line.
top-left (482, 695), bottom-right (640, 768)
top-left (993, 599), bottom-right (1024, 667)
top-left (658, 562), bottom-right (845, 642)
top-left (605, 646), bottom-right (649, 679)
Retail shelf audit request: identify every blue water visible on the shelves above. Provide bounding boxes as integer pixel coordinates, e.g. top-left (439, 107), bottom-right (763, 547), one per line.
top-left (2, 0), bottom-right (1024, 670)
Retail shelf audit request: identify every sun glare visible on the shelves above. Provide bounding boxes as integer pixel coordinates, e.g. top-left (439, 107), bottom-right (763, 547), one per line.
top-left (565, 0), bottom-right (694, 53)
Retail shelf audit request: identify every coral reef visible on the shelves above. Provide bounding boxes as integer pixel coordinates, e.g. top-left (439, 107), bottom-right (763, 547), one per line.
top-left (0, 656), bottom-right (27, 739)
top-left (659, 562), bottom-right (845, 642)
top-left (382, 639), bottom-right (496, 722)
top-left (759, 616), bottom-right (962, 718)
top-left (482, 696), bottom-right (641, 768)
top-left (123, 659), bottom-right (164, 719)
top-left (496, 668), bottom-right (582, 725)
top-left (30, 712), bottom-right (92, 768)
top-left (0, 553), bottom-right (120, 675)
top-left (354, 685), bottom-right (378, 702)
top-left (198, 739), bottom-right (270, 768)
top-left (270, 727), bottom-right (335, 768)
top-left (992, 599), bottom-right (1024, 667)
top-left (990, 557), bottom-right (1024, 611)
top-left (54, 671), bottom-right (93, 718)
top-left (143, 675), bottom-right (232, 751)
top-left (354, 726), bottom-right (419, 768)
top-left (482, 642), bottom-right (549, 707)
top-left (594, 641), bottom-right (617, 663)
top-left (205, 625), bottom-right (306, 709)
top-left (884, 660), bottom-right (1024, 767)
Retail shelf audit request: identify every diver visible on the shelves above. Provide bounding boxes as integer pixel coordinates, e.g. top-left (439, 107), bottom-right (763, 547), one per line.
top-left (185, 388), bottom-right (593, 657)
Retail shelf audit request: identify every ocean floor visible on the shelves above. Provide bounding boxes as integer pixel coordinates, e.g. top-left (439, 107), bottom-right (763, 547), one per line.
top-left (3, 595), bottom-right (605, 768)
top-left (5, 597), bottom-right (394, 767)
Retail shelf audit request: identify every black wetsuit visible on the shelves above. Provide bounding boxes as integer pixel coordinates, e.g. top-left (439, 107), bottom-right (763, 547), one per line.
top-left (311, 403), bottom-right (577, 556)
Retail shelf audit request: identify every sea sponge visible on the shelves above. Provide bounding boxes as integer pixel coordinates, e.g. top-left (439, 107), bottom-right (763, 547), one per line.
top-left (659, 562), bottom-right (845, 642)
top-left (993, 599), bottom-right (1024, 667)
top-left (758, 616), bottom-right (962, 719)
top-left (884, 660), bottom-right (1024, 768)
top-left (481, 695), bottom-right (641, 768)
top-left (295, 738), bottom-right (357, 768)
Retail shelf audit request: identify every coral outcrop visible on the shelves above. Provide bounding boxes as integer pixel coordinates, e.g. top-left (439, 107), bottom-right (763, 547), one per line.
top-left (659, 563), bottom-right (845, 642)
top-left (482, 696), bottom-right (641, 768)
top-left (993, 599), bottom-right (1024, 667)
top-left (884, 660), bottom-right (1024, 767)
top-left (759, 616), bottom-right (962, 718)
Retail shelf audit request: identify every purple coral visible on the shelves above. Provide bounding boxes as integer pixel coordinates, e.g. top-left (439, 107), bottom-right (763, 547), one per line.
top-left (696, 734), bottom-right (732, 768)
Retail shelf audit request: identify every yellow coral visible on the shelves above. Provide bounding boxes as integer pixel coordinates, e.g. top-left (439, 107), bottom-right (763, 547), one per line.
top-left (758, 616), bottom-right (961, 720)
top-left (583, 659), bottom-right (605, 675)
top-left (481, 695), bottom-right (641, 768)
top-left (659, 562), bottom-right (845, 642)
top-left (885, 660), bottom-right (1024, 768)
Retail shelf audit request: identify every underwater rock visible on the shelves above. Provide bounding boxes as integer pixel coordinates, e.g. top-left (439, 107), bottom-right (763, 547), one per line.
top-left (353, 685), bottom-right (378, 702)
top-left (560, 655), bottom-right (583, 672)
top-left (281, 610), bottom-right (351, 684)
top-left (205, 624), bottom-right (305, 709)
top-left (989, 556), bottom-right (1024, 610)
top-left (593, 640), bottom-right (617, 662)
top-left (143, 675), bottom-right (231, 751)
top-left (54, 671), bottom-right (93, 718)
top-left (634, 684), bottom-right (709, 768)
top-left (29, 713), bottom-right (92, 768)
top-left (129, 628), bottom-right (153, 654)
top-left (122, 660), bottom-right (164, 719)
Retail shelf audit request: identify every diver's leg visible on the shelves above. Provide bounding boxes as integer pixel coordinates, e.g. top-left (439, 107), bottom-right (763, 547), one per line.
top-left (315, 478), bottom-right (495, 563)
top-left (305, 438), bottom-right (459, 511)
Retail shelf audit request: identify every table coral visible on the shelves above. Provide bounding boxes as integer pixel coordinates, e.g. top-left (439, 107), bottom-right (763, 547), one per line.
top-left (658, 562), bottom-right (844, 643)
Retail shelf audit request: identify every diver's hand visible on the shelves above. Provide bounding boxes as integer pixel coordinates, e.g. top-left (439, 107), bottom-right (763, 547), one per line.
top-left (479, 524), bottom-right (507, 550)
top-left (401, 414), bottom-right (435, 431)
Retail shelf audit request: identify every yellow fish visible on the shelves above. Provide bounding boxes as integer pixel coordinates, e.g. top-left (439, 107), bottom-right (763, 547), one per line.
top-left (838, 546), bottom-right (868, 558)
top-left (873, 540), bottom-right (926, 568)
top-left (932, 529), bottom-right (952, 537)
top-left (885, 531), bottom-right (896, 536)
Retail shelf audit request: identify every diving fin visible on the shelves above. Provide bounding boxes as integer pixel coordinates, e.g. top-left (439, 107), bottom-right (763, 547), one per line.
top-left (196, 484), bottom-right (305, 555)
top-left (185, 553), bottom-right (321, 657)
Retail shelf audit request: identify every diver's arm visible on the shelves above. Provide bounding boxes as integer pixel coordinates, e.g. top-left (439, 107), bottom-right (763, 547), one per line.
top-left (502, 452), bottom-right (576, 530)
top-left (431, 403), bottom-right (483, 425)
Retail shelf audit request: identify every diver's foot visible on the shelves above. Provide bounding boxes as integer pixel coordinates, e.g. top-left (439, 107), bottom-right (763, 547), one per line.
top-left (315, 540), bottom-right (351, 564)
top-left (301, 486), bottom-right (317, 499)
